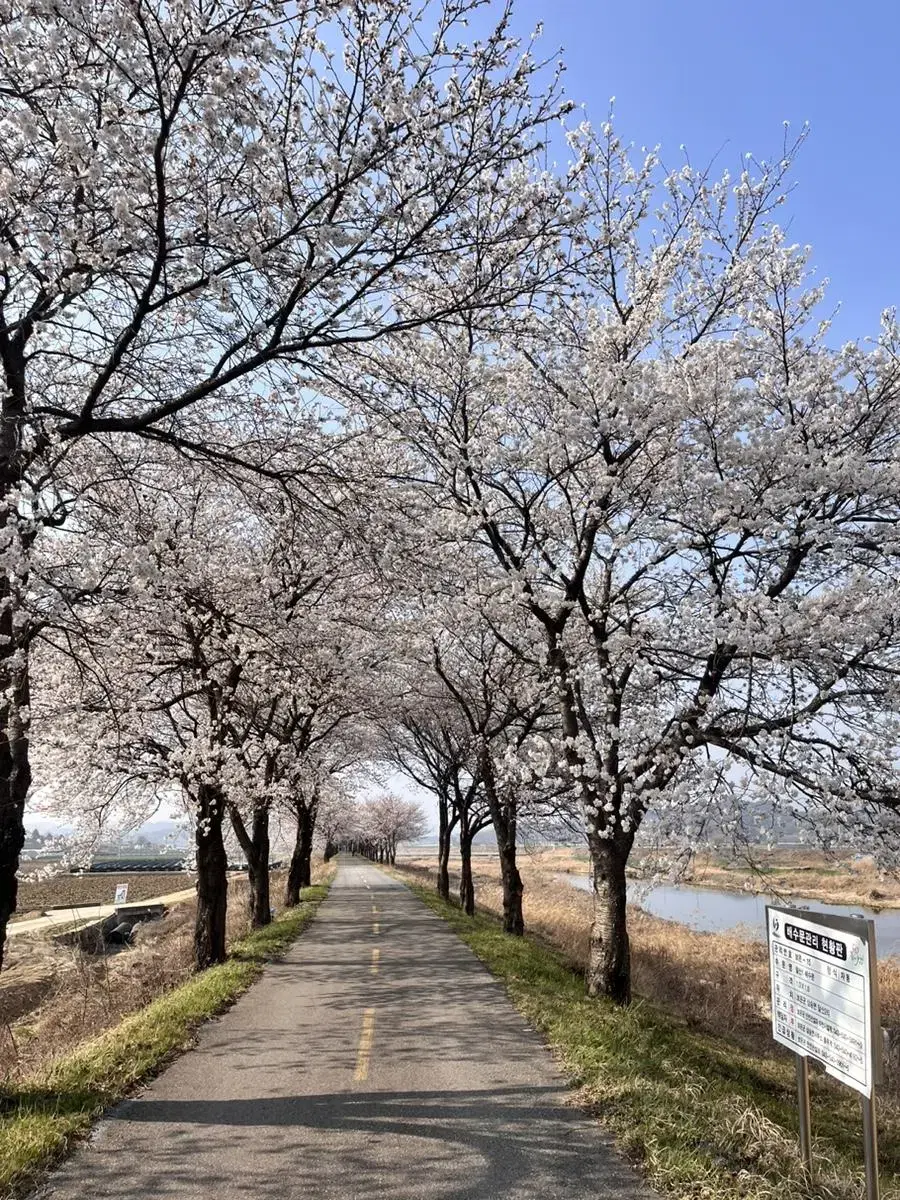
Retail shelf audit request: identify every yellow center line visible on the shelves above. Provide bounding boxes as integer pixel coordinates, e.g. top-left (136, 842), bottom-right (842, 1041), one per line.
top-left (373, 921), bottom-right (380, 935)
top-left (371, 947), bottom-right (380, 975)
top-left (372, 904), bottom-right (378, 914)
top-left (354, 1008), bottom-right (376, 1081)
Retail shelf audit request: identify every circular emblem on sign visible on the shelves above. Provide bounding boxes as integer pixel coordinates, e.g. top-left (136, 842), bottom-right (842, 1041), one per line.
top-left (850, 941), bottom-right (864, 968)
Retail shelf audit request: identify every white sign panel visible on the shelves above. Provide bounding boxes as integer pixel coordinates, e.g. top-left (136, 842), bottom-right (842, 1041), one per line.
top-left (114, 883), bottom-right (129, 905)
top-left (767, 906), bottom-right (879, 1097)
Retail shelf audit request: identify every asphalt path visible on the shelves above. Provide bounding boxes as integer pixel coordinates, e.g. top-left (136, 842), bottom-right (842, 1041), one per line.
top-left (39, 859), bottom-right (654, 1200)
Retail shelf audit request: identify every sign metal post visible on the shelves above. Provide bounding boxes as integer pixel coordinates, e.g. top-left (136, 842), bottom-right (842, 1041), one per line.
top-left (795, 1053), bottom-right (812, 1175)
top-left (767, 905), bottom-right (881, 1198)
top-left (862, 1091), bottom-right (879, 1200)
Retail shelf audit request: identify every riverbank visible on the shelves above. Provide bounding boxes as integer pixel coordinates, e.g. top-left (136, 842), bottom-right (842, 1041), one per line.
top-left (538, 845), bottom-right (900, 911)
top-left (393, 858), bottom-right (900, 1089)
top-left (405, 878), bottom-right (900, 1200)
top-left (684, 849), bottom-right (900, 909)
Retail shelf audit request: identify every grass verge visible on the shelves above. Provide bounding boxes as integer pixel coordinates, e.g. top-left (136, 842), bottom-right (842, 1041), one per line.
top-left (407, 881), bottom-right (898, 1200)
top-left (0, 882), bottom-right (330, 1200)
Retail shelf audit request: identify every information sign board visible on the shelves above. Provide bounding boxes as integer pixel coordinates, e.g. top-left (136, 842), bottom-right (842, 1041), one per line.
top-left (767, 905), bottom-right (880, 1098)
top-left (114, 883), bottom-right (129, 905)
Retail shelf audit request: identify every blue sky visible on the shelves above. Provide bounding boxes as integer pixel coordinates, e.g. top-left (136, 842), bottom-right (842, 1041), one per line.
top-left (515, 0), bottom-right (899, 343)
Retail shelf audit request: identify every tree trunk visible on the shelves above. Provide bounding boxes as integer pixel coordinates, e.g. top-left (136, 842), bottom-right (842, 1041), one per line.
top-left (586, 836), bottom-right (632, 1004)
top-left (436, 794), bottom-right (451, 901)
top-left (459, 832), bottom-right (475, 916)
top-left (228, 804), bottom-right (271, 928)
top-left (0, 342), bottom-right (33, 973)
top-left (0, 657), bottom-right (30, 974)
top-left (480, 748), bottom-right (523, 935)
top-left (285, 803), bottom-right (314, 908)
top-left (497, 833), bottom-right (524, 935)
top-left (247, 807), bottom-right (270, 928)
top-left (195, 783), bottom-right (228, 969)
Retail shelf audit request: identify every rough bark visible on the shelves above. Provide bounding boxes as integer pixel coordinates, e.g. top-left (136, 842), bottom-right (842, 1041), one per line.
top-left (436, 793), bottom-right (452, 901)
top-left (285, 802), bottom-right (314, 907)
top-left (480, 748), bottom-right (523, 935)
top-left (0, 333), bottom-right (34, 972)
top-left (458, 831), bottom-right (475, 916)
top-left (496, 832), bottom-right (524, 935)
top-left (0, 663), bottom-right (29, 974)
top-left (195, 783), bottom-right (228, 968)
top-left (586, 834), bottom-right (632, 1004)
top-left (229, 804), bottom-right (271, 928)
top-left (247, 808), bottom-right (271, 927)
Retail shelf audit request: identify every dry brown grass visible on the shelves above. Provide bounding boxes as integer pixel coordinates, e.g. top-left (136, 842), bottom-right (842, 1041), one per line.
top-left (687, 849), bottom-right (900, 909)
top-left (398, 853), bottom-right (900, 1105)
top-left (521, 843), bottom-right (900, 909)
top-left (0, 862), bottom-right (325, 1084)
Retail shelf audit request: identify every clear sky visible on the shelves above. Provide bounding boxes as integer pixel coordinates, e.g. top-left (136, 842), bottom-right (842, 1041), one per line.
top-left (515, 0), bottom-right (899, 343)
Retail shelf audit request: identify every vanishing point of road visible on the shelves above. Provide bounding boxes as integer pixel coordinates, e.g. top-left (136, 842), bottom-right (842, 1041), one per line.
top-left (39, 860), bottom-right (654, 1200)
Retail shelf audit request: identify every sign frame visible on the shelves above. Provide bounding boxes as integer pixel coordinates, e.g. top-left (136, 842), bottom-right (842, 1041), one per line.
top-left (767, 904), bottom-right (881, 1096)
top-left (767, 904), bottom-right (882, 1199)
top-left (114, 883), bottom-right (129, 906)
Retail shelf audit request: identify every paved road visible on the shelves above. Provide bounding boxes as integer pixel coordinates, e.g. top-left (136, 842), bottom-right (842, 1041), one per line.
top-left (39, 860), bottom-right (653, 1200)
top-left (9, 889), bottom-right (197, 937)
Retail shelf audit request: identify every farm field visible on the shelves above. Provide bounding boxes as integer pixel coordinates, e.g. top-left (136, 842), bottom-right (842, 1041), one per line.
top-left (12, 871), bottom-right (197, 920)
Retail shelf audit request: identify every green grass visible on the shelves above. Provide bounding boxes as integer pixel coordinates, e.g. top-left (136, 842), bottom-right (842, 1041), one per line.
top-left (0, 882), bottom-right (330, 1200)
top-left (408, 883), bottom-right (898, 1200)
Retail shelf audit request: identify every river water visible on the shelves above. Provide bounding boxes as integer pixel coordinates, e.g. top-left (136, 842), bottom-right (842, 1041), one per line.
top-left (563, 875), bottom-right (900, 958)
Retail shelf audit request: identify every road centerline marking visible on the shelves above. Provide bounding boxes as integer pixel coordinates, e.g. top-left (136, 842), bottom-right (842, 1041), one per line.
top-left (373, 920), bottom-right (379, 935)
top-left (354, 1008), bottom-right (376, 1081)
top-left (371, 947), bottom-right (380, 975)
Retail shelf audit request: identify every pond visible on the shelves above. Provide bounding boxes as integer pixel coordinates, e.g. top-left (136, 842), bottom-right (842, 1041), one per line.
top-left (562, 875), bottom-right (900, 958)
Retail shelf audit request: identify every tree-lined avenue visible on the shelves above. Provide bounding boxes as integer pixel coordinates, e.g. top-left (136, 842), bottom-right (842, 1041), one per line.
top-left (38, 861), bottom-right (652, 1200)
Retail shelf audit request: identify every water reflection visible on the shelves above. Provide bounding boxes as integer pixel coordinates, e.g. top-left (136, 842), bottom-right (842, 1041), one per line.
top-left (563, 875), bottom-right (900, 958)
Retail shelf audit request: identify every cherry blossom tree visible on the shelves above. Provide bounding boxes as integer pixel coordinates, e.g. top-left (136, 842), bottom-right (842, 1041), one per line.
top-left (427, 616), bottom-right (546, 934)
top-left (364, 793), bottom-right (428, 864)
top-left (281, 756), bottom-right (363, 905)
top-left (0, 0), bottom-right (570, 966)
top-left (315, 786), bottom-right (362, 861)
top-left (34, 450), bottom-right (385, 964)
top-left (274, 718), bottom-right (377, 905)
top-left (379, 681), bottom-right (490, 910)
top-left (338, 123), bottom-right (900, 1002)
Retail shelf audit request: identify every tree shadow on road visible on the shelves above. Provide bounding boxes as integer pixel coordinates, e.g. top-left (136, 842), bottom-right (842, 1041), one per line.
top-left (47, 1082), bottom-right (650, 1200)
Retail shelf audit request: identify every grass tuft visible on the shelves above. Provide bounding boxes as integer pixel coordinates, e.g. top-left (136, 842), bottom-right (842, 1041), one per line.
top-left (0, 882), bottom-right (330, 1200)
top-left (407, 881), bottom-right (899, 1200)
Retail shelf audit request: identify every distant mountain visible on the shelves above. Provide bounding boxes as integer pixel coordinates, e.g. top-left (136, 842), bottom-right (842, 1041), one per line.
top-left (134, 819), bottom-right (190, 846)
top-left (20, 816), bottom-right (73, 836)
